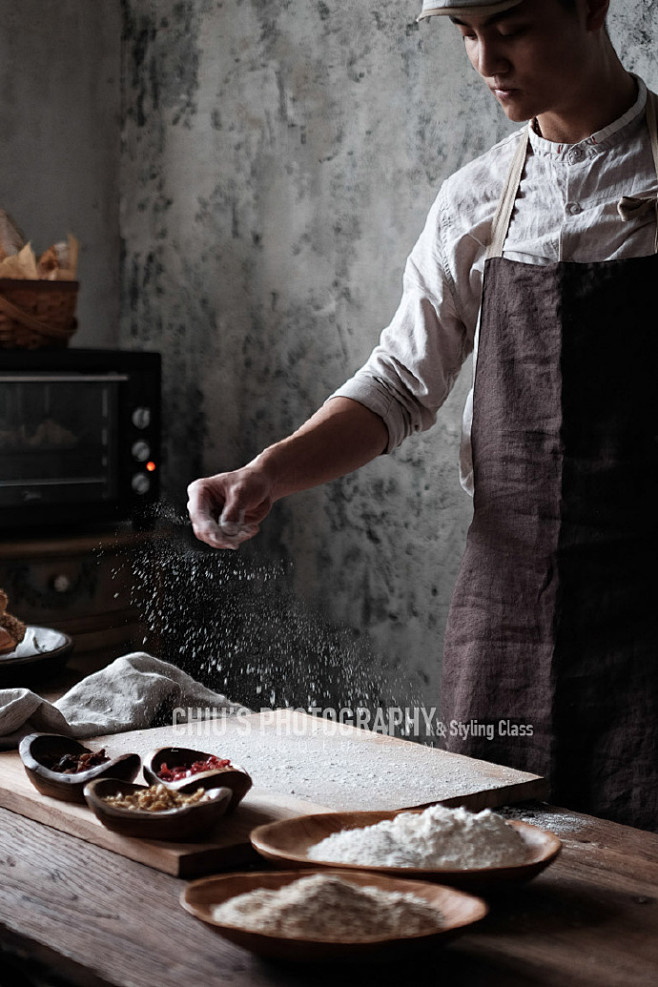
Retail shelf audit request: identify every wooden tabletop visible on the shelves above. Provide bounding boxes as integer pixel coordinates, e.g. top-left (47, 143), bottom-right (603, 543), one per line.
top-left (0, 797), bottom-right (656, 986)
top-left (1, 666), bottom-right (656, 986)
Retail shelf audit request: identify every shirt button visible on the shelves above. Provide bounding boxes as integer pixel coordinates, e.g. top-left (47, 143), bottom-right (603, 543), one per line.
top-left (566, 202), bottom-right (583, 215)
top-left (567, 147), bottom-right (584, 164)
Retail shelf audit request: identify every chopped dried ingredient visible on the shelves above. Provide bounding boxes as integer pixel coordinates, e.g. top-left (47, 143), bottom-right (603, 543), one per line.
top-left (101, 783), bottom-right (210, 812)
top-left (157, 755), bottom-right (232, 782)
top-left (46, 748), bottom-right (110, 774)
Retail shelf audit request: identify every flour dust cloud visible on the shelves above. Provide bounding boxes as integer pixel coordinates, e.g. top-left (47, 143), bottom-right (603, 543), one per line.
top-left (105, 504), bottom-right (421, 727)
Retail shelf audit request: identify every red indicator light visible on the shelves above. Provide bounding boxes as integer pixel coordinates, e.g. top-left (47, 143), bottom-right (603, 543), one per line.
top-left (146, 461), bottom-right (156, 472)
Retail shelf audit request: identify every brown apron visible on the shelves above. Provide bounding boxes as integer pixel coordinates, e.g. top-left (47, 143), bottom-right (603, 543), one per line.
top-left (442, 92), bottom-right (658, 831)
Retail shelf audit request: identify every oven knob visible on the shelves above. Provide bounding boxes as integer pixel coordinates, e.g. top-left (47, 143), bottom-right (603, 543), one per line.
top-left (131, 440), bottom-right (151, 462)
top-left (51, 574), bottom-right (72, 594)
top-left (131, 473), bottom-right (151, 495)
top-left (132, 407), bottom-right (151, 429)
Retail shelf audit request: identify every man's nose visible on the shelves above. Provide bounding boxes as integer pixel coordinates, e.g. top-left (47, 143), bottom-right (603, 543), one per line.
top-left (475, 39), bottom-right (511, 78)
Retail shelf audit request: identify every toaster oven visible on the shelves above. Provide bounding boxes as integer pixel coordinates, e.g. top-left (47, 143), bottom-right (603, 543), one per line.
top-left (0, 348), bottom-right (161, 531)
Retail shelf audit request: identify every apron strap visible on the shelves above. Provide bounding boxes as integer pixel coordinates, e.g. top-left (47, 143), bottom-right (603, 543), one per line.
top-left (646, 91), bottom-right (658, 253)
top-left (485, 130), bottom-right (529, 261)
top-left (487, 88), bottom-right (658, 260)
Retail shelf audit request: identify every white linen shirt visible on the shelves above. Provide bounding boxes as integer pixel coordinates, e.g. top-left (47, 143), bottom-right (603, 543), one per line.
top-left (331, 77), bottom-right (658, 495)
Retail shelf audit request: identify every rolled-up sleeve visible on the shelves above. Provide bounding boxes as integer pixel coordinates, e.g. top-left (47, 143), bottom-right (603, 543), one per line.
top-left (329, 189), bottom-right (473, 453)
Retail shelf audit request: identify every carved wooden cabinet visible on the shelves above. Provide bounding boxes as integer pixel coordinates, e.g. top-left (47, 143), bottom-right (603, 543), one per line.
top-left (0, 526), bottom-right (159, 681)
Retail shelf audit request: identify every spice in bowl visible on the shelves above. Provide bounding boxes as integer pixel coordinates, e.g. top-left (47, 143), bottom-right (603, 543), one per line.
top-left (100, 783), bottom-right (211, 813)
top-left (157, 755), bottom-right (232, 782)
top-left (45, 748), bottom-right (110, 774)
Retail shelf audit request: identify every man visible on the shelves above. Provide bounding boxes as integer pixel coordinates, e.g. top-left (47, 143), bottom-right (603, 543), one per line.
top-left (187, 0), bottom-right (658, 831)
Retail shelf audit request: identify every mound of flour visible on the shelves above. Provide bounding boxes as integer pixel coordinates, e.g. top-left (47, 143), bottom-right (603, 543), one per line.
top-left (307, 804), bottom-right (527, 869)
top-left (211, 873), bottom-right (443, 941)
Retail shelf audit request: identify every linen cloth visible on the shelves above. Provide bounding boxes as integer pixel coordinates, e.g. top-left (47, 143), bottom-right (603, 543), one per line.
top-left (0, 652), bottom-right (246, 750)
top-left (331, 76), bottom-right (658, 494)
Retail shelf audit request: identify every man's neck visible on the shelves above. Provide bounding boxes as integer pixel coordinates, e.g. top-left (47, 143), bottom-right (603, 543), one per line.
top-left (536, 63), bottom-right (637, 144)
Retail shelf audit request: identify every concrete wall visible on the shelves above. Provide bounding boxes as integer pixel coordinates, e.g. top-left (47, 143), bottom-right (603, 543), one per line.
top-left (118, 0), bottom-right (658, 710)
top-left (118, 0), bottom-right (496, 705)
top-left (0, 0), bottom-right (122, 347)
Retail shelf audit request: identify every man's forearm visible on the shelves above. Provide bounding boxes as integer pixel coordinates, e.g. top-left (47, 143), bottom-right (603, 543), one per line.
top-left (254, 397), bottom-right (389, 501)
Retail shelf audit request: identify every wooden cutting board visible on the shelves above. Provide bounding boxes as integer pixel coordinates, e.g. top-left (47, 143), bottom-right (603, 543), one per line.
top-left (0, 709), bottom-right (547, 878)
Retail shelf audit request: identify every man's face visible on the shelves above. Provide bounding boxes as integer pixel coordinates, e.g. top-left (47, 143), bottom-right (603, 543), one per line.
top-left (451, 0), bottom-right (593, 125)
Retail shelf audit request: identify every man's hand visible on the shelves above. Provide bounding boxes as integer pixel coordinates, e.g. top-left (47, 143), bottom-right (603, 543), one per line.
top-left (187, 398), bottom-right (388, 549)
top-left (186, 466), bottom-right (273, 550)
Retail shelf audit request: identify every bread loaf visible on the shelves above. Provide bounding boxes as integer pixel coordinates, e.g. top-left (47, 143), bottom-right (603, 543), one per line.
top-left (0, 588), bottom-right (26, 655)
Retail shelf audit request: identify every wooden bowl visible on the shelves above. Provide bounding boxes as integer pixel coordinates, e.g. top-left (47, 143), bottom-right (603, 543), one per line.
top-left (143, 746), bottom-right (252, 812)
top-left (83, 777), bottom-right (233, 842)
top-left (19, 733), bottom-right (140, 805)
top-left (250, 808), bottom-right (562, 890)
top-left (180, 868), bottom-right (488, 961)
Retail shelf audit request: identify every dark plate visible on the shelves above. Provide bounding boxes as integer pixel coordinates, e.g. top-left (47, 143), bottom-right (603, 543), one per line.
top-left (143, 746), bottom-right (252, 812)
top-left (84, 777), bottom-right (233, 841)
top-left (19, 733), bottom-right (141, 804)
top-left (0, 626), bottom-right (73, 683)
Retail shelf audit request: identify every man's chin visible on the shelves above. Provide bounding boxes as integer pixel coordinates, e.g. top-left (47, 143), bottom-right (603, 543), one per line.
top-left (499, 102), bottom-right (532, 124)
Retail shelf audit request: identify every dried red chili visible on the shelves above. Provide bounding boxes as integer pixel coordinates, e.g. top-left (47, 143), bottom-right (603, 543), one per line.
top-left (157, 755), bottom-right (232, 782)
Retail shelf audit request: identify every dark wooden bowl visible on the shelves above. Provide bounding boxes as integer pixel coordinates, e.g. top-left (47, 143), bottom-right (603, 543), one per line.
top-left (250, 811), bottom-right (562, 890)
top-left (143, 746), bottom-right (252, 812)
top-left (19, 733), bottom-right (141, 805)
top-left (180, 868), bottom-right (489, 961)
top-left (83, 778), bottom-right (233, 841)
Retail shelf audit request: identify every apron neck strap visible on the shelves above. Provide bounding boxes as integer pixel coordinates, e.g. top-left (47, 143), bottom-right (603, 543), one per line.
top-left (486, 130), bottom-right (528, 261)
top-left (647, 90), bottom-right (658, 178)
top-left (487, 89), bottom-right (658, 261)
top-left (646, 91), bottom-right (658, 253)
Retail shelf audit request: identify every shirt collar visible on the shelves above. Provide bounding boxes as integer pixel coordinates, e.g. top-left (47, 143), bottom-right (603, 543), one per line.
top-left (528, 75), bottom-right (648, 158)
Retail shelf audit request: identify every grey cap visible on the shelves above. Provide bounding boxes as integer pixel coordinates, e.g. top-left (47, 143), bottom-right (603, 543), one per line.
top-left (418, 0), bottom-right (523, 20)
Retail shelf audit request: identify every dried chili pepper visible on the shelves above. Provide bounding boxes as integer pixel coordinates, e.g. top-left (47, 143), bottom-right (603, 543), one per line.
top-left (157, 755), bottom-right (232, 782)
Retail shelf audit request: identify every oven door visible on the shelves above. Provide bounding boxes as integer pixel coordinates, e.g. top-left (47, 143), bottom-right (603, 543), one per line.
top-left (0, 372), bottom-right (125, 527)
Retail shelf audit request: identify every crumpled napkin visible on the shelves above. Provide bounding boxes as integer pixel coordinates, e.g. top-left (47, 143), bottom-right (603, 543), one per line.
top-left (0, 652), bottom-right (247, 750)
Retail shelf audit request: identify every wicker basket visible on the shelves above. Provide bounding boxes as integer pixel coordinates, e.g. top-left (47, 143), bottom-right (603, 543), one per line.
top-left (0, 278), bottom-right (79, 349)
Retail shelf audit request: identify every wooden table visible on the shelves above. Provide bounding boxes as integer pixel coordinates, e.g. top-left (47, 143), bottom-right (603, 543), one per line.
top-left (0, 784), bottom-right (656, 985)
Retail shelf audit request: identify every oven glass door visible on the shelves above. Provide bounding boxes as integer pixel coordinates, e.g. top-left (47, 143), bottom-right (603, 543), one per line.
top-left (0, 373), bottom-right (125, 509)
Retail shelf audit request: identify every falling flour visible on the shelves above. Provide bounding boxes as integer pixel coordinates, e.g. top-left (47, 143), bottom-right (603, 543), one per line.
top-left (307, 804), bottom-right (528, 869)
top-left (210, 873), bottom-right (443, 941)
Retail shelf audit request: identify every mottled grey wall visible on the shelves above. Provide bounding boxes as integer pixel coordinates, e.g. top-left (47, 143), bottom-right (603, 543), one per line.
top-left (0, 0), bottom-right (122, 347)
top-left (119, 1), bottom-right (658, 704)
